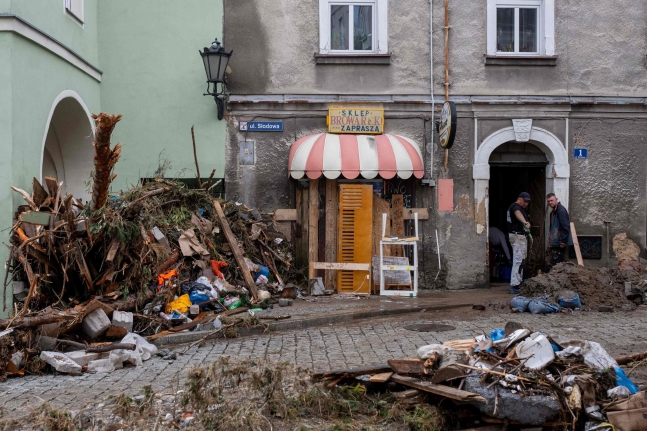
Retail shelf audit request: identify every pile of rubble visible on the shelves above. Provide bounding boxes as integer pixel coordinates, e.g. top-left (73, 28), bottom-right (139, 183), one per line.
top-left (1, 113), bottom-right (301, 379)
top-left (314, 321), bottom-right (647, 430)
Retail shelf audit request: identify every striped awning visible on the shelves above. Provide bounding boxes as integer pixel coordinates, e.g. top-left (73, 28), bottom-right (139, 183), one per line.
top-left (288, 134), bottom-right (424, 180)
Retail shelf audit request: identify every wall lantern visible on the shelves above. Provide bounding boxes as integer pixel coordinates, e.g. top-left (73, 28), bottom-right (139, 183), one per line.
top-left (200, 38), bottom-right (233, 120)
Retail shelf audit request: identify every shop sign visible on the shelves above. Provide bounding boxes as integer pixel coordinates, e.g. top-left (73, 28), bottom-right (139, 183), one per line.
top-left (239, 121), bottom-right (283, 132)
top-left (573, 148), bottom-right (588, 159)
top-left (327, 108), bottom-right (384, 134)
top-left (437, 101), bottom-right (457, 149)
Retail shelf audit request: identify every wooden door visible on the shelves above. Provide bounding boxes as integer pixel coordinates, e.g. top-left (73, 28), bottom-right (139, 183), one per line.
top-left (337, 184), bottom-right (373, 293)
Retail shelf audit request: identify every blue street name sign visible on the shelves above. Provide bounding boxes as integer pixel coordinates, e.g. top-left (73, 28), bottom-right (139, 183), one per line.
top-left (573, 148), bottom-right (588, 159)
top-left (239, 121), bottom-right (283, 132)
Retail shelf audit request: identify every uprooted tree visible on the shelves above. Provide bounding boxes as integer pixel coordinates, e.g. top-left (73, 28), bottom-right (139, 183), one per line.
top-left (91, 113), bottom-right (123, 212)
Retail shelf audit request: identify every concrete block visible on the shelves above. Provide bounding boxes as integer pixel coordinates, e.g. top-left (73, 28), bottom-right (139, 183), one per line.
top-left (65, 351), bottom-right (103, 367)
top-left (189, 305), bottom-right (200, 316)
top-left (278, 298), bottom-right (289, 307)
top-left (82, 308), bottom-right (111, 338)
top-left (40, 351), bottom-right (82, 374)
top-left (287, 299), bottom-right (294, 306)
top-left (111, 310), bottom-right (133, 333)
top-left (39, 335), bottom-right (57, 351)
top-left (310, 277), bottom-right (325, 296)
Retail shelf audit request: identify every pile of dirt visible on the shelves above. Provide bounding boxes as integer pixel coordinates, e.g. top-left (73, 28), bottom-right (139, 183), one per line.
top-left (520, 262), bottom-right (638, 309)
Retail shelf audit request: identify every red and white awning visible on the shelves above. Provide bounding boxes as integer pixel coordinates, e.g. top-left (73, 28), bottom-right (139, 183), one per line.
top-left (288, 134), bottom-right (424, 180)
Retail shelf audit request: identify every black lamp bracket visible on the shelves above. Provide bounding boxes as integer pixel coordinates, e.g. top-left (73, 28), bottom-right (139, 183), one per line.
top-left (203, 82), bottom-right (228, 121)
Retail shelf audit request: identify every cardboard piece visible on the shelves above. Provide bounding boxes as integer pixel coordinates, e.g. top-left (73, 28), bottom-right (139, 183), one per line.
top-left (178, 228), bottom-right (210, 257)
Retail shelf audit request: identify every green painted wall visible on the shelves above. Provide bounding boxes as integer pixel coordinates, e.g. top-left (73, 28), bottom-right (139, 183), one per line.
top-left (98, 0), bottom-right (225, 190)
top-left (7, 0), bottom-right (99, 65)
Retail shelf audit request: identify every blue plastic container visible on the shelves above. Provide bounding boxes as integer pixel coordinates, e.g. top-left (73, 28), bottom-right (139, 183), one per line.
top-left (500, 265), bottom-right (512, 283)
top-left (254, 264), bottom-right (270, 283)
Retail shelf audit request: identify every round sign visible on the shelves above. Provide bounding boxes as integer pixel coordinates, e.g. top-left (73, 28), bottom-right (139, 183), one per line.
top-left (438, 101), bottom-right (457, 149)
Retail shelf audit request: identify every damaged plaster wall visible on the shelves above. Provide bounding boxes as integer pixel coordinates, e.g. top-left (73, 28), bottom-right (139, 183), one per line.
top-left (223, 0), bottom-right (431, 95)
top-left (433, 0), bottom-right (647, 97)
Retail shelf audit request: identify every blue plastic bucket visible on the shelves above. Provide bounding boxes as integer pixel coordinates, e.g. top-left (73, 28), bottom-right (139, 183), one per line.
top-left (500, 265), bottom-right (512, 283)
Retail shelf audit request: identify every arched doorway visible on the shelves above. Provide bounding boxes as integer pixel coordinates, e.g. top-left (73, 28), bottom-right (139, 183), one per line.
top-left (41, 91), bottom-right (94, 202)
top-left (473, 123), bottom-right (569, 276)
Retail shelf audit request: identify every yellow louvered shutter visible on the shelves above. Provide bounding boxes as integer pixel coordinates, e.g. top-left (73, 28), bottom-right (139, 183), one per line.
top-left (337, 184), bottom-right (373, 293)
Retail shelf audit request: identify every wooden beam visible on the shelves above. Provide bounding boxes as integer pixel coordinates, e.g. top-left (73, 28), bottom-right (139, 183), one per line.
top-left (391, 194), bottom-right (404, 257)
top-left (213, 201), bottom-right (259, 300)
top-left (310, 262), bottom-right (371, 271)
top-left (389, 374), bottom-right (487, 403)
top-left (274, 209), bottom-right (297, 221)
top-left (308, 179), bottom-right (319, 280)
top-left (325, 179), bottom-right (338, 291)
top-left (570, 222), bottom-right (584, 266)
top-left (403, 208), bottom-right (429, 220)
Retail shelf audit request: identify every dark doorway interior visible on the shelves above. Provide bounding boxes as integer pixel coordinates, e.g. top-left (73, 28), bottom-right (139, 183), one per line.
top-left (489, 165), bottom-right (547, 277)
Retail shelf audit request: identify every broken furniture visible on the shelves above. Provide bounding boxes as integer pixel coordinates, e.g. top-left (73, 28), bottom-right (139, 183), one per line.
top-left (379, 212), bottom-right (419, 297)
top-left (308, 262), bottom-right (372, 295)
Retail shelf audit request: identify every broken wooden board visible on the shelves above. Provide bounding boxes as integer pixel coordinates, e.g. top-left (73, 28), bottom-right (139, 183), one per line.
top-left (571, 222), bottom-right (584, 266)
top-left (19, 210), bottom-right (53, 226)
top-left (274, 209), bottom-right (298, 221)
top-left (391, 194), bottom-right (405, 257)
top-left (390, 374), bottom-right (487, 403)
top-left (403, 208), bottom-right (429, 220)
top-left (369, 372), bottom-right (393, 383)
top-left (372, 194), bottom-right (391, 258)
top-left (213, 200), bottom-right (259, 301)
top-left (443, 339), bottom-right (478, 351)
top-left (431, 365), bottom-right (466, 384)
top-left (388, 358), bottom-right (429, 377)
top-left (312, 363), bottom-right (392, 380)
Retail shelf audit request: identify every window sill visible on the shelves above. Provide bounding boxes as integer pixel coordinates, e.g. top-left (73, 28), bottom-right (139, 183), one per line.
top-left (484, 55), bottom-right (557, 66)
top-left (314, 53), bottom-right (391, 65)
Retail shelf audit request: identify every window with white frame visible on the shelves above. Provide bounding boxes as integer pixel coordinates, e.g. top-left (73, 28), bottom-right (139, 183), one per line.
top-left (319, 0), bottom-right (388, 54)
top-left (65, 0), bottom-right (84, 24)
top-left (486, 0), bottom-right (554, 56)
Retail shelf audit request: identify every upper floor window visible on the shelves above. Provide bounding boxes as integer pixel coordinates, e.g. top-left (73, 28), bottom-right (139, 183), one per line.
top-left (486, 0), bottom-right (554, 56)
top-left (319, 0), bottom-right (388, 55)
top-left (65, 0), bottom-right (84, 24)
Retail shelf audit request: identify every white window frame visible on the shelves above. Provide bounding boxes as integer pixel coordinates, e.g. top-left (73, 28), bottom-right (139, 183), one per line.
top-left (65, 0), bottom-right (84, 25)
top-left (319, 0), bottom-right (388, 54)
top-left (486, 0), bottom-right (554, 56)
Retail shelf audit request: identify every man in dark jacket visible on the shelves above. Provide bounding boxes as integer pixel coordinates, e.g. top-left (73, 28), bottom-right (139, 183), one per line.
top-left (547, 193), bottom-right (573, 271)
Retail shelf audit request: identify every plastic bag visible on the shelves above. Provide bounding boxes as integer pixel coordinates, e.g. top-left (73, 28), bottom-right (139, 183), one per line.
top-left (165, 294), bottom-right (192, 313)
top-left (121, 332), bottom-right (158, 361)
top-left (614, 367), bottom-right (640, 394)
top-left (528, 297), bottom-right (560, 314)
top-left (510, 295), bottom-right (531, 312)
top-left (490, 328), bottom-right (505, 342)
top-left (557, 290), bottom-right (582, 309)
top-left (189, 291), bottom-right (210, 305)
top-left (416, 344), bottom-right (454, 360)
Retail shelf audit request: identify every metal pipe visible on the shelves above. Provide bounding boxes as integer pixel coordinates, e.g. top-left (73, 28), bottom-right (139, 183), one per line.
top-left (434, 229), bottom-right (441, 281)
top-left (443, 0), bottom-right (450, 171)
top-left (430, 0), bottom-right (436, 180)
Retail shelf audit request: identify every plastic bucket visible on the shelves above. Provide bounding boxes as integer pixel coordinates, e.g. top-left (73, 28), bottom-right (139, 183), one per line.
top-left (500, 265), bottom-right (512, 283)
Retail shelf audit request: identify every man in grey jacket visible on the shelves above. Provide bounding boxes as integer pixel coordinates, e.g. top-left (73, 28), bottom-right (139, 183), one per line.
top-left (547, 193), bottom-right (573, 271)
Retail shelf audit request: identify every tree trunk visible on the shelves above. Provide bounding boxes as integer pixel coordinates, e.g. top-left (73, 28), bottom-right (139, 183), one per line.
top-left (91, 113), bottom-right (123, 212)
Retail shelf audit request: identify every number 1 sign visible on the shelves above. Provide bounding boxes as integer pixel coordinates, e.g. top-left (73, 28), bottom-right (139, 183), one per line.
top-left (573, 148), bottom-right (588, 159)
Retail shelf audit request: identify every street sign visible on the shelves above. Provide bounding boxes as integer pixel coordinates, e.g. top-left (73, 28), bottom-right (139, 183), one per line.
top-left (239, 121), bottom-right (283, 132)
top-left (573, 148), bottom-right (588, 159)
top-left (437, 101), bottom-right (457, 149)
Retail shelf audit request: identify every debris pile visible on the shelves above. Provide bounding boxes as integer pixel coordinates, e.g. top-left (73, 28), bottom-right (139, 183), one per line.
top-left (520, 262), bottom-right (645, 310)
top-left (313, 321), bottom-right (647, 429)
top-left (1, 113), bottom-right (300, 379)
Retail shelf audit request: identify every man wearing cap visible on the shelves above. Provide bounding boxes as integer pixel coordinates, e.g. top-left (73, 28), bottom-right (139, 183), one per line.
top-left (507, 192), bottom-right (531, 294)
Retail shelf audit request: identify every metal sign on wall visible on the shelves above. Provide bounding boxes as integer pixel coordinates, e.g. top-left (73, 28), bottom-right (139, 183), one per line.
top-left (327, 108), bottom-right (384, 134)
top-left (239, 121), bottom-right (283, 132)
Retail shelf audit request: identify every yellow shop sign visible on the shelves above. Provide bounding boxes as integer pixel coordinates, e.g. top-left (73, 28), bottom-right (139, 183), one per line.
top-left (327, 108), bottom-right (384, 134)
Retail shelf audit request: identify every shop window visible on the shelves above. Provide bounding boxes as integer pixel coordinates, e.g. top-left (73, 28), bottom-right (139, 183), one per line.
top-left (486, 0), bottom-right (554, 56)
top-left (65, 0), bottom-right (84, 24)
top-left (319, 0), bottom-right (388, 54)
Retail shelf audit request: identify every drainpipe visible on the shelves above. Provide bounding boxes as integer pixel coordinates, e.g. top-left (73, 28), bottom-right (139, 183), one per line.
top-left (443, 0), bottom-right (450, 171)
top-left (430, 0), bottom-right (436, 180)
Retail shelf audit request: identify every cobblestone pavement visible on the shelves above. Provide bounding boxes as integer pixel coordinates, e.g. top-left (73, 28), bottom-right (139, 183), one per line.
top-left (2, 307), bottom-right (647, 418)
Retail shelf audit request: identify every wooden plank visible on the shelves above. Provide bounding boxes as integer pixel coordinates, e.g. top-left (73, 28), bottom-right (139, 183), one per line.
top-left (389, 374), bottom-right (487, 403)
top-left (391, 194), bottom-right (404, 257)
top-left (312, 363), bottom-right (392, 380)
top-left (44, 177), bottom-right (59, 198)
top-left (403, 208), bottom-right (429, 220)
top-left (310, 262), bottom-right (371, 271)
top-left (308, 179), bottom-right (319, 280)
top-left (32, 177), bottom-right (49, 207)
top-left (372, 194), bottom-right (391, 258)
top-left (18, 211), bottom-right (53, 226)
top-left (274, 209), bottom-right (297, 221)
top-left (388, 359), bottom-right (429, 376)
top-left (571, 222), bottom-right (584, 266)
top-left (295, 189), bottom-right (305, 267)
top-left (213, 201), bottom-right (259, 300)
top-left (369, 372), bottom-right (393, 383)
top-left (325, 179), bottom-right (338, 291)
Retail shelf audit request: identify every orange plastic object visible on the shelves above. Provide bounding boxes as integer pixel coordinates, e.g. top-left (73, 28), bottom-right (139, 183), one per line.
top-left (157, 269), bottom-right (179, 289)
top-left (210, 260), bottom-right (228, 279)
